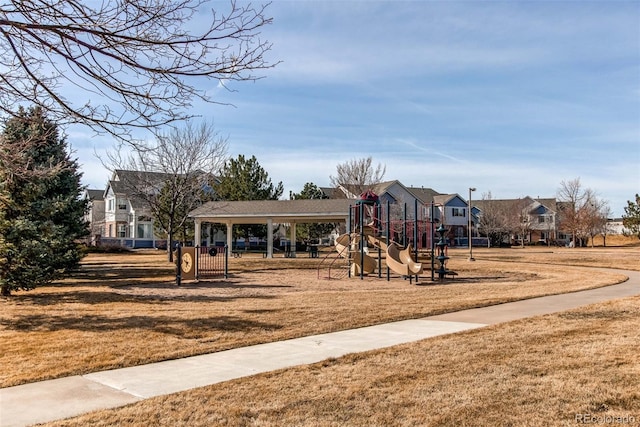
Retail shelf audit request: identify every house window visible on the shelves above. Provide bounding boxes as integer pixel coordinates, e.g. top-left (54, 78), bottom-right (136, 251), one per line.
top-left (452, 208), bottom-right (465, 217)
top-left (137, 223), bottom-right (153, 239)
top-left (108, 224), bottom-right (113, 237)
top-left (118, 200), bottom-right (127, 210)
top-left (538, 216), bottom-right (546, 223)
top-left (117, 224), bottom-right (127, 238)
top-left (107, 199), bottom-right (114, 211)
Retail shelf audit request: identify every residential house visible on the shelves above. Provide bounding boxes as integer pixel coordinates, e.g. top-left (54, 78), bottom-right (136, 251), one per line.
top-left (101, 170), bottom-right (166, 248)
top-left (96, 169), bottom-right (223, 249)
top-left (333, 181), bottom-right (440, 221)
top-left (328, 182), bottom-right (476, 247)
top-left (433, 194), bottom-right (473, 245)
top-left (82, 189), bottom-right (105, 246)
top-left (526, 198), bottom-right (559, 244)
top-left (473, 196), bottom-right (559, 245)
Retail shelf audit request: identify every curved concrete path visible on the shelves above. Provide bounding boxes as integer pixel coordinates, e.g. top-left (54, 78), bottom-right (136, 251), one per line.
top-left (2, 269), bottom-right (639, 427)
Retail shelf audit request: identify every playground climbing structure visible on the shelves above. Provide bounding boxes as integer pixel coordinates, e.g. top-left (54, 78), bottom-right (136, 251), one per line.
top-left (318, 191), bottom-right (441, 282)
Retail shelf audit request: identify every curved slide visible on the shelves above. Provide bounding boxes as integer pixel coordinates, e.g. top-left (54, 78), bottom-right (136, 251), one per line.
top-left (335, 234), bottom-right (422, 277)
top-left (335, 234), bottom-right (376, 275)
top-left (385, 242), bottom-right (423, 276)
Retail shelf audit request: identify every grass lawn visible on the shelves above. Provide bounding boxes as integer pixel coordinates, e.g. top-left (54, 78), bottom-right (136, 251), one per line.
top-left (43, 295), bottom-right (640, 427)
top-left (1, 241), bottom-right (639, 425)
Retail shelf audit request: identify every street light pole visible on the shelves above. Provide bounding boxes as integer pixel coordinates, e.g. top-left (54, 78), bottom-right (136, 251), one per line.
top-left (468, 187), bottom-right (476, 261)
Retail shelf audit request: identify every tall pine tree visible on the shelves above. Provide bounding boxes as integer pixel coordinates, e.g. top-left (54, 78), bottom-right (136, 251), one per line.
top-left (214, 154), bottom-right (283, 241)
top-left (622, 194), bottom-right (640, 239)
top-left (0, 107), bottom-right (88, 296)
top-left (214, 154), bottom-right (284, 202)
top-left (291, 182), bottom-right (336, 242)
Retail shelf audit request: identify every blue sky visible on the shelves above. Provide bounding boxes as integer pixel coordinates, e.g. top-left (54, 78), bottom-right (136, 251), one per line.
top-left (74, 1), bottom-right (640, 217)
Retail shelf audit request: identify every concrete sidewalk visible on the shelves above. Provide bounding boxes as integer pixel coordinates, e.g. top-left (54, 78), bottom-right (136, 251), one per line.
top-left (2, 270), bottom-right (638, 427)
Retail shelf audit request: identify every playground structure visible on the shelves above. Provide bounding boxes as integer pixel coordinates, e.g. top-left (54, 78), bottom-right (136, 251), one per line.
top-left (178, 195), bottom-right (454, 284)
top-left (319, 191), bottom-right (453, 283)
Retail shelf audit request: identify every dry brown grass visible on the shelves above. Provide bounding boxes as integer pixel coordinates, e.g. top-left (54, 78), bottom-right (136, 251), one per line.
top-left (589, 234), bottom-right (639, 247)
top-left (462, 246), bottom-right (640, 271)
top-left (44, 295), bottom-right (640, 427)
top-left (0, 247), bottom-right (637, 389)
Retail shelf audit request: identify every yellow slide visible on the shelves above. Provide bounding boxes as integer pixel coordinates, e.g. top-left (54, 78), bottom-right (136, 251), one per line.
top-left (335, 233), bottom-right (422, 277)
top-left (385, 242), bottom-right (423, 276)
top-left (335, 233), bottom-right (376, 275)
top-left (367, 234), bottom-right (423, 277)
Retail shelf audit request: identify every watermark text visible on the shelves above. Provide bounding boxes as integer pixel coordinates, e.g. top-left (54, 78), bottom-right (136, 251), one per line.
top-left (575, 413), bottom-right (636, 424)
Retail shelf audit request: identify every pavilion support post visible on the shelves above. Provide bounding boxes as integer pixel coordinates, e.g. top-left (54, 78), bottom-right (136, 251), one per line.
top-left (267, 218), bottom-right (274, 258)
top-left (290, 222), bottom-right (297, 258)
top-left (194, 219), bottom-right (201, 279)
top-left (226, 222), bottom-right (233, 253)
top-left (194, 220), bottom-right (202, 248)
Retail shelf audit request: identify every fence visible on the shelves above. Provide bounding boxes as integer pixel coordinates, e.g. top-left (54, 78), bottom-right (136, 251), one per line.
top-left (197, 246), bottom-right (228, 279)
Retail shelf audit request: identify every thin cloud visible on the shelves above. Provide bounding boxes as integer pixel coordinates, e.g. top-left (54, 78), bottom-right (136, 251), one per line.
top-left (72, 1), bottom-right (638, 217)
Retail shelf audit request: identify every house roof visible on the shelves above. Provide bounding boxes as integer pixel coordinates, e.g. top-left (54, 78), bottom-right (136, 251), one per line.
top-left (320, 187), bottom-right (346, 199)
top-left (473, 197), bottom-right (558, 214)
top-left (104, 180), bottom-right (148, 210)
top-left (369, 180), bottom-right (400, 194)
top-left (433, 194), bottom-right (461, 206)
top-left (84, 189), bottom-right (104, 201)
top-left (113, 169), bottom-right (171, 185)
top-left (190, 199), bottom-right (356, 224)
top-left (106, 180), bottom-right (129, 195)
top-left (333, 180), bottom-right (403, 199)
top-left (473, 198), bottom-right (520, 212)
top-left (534, 198), bottom-right (557, 211)
top-left (407, 187), bottom-right (442, 204)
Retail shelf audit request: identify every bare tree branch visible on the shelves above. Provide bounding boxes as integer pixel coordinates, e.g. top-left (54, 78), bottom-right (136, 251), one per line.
top-left (0, 0), bottom-right (277, 141)
top-left (330, 156), bottom-right (386, 197)
top-left (556, 177), bottom-right (608, 247)
top-left (105, 120), bottom-right (228, 259)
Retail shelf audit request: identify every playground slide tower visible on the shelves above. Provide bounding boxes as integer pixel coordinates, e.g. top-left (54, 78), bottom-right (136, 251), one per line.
top-left (335, 190), bottom-right (423, 278)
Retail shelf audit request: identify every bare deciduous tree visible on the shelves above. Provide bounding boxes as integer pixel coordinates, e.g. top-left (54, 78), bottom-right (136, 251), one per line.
top-left (556, 178), bottom-right (606, 247)
top-left (108, 120), bottom-right (228, 259)
top-left (591, 202), bottom-right (612, 247)
top-left (0, 0), bottom-right (276, 140)
top-left (507, 197), bottom-right (532, 247)
top-left (330, 156), bottom-right (386, 197)
top-left (476, 191), bottom-right (510, 247)
top-left (578, 189), bottom-right (609, 247)
top-left (557, 178), bottom-right (585, 246)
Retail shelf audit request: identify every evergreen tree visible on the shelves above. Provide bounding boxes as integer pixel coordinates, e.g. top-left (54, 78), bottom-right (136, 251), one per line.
top-left (215, 154), bottom-right (283, 201)
top-left (622, 194), bottom-right (640, 239)
top-left (214, 155), bottom-right (283, 241)
top-left (0, 107), bottom-right (88, 296)
top-left (292, 182), bottom-right (336, 242)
